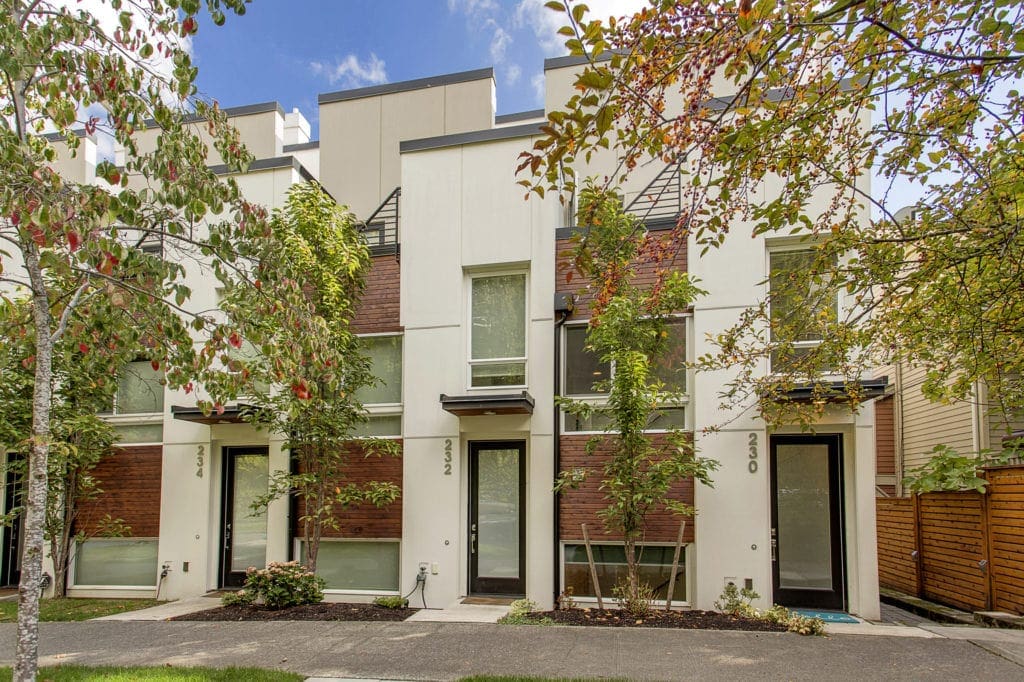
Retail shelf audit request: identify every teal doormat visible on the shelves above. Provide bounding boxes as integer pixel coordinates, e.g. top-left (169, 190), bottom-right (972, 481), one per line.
top-left (790, 608), bottom-right (859, 623)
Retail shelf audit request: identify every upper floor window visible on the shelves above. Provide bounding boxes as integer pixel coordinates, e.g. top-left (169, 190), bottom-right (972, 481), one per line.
top-left (769, 248), bottom-right (838, 371)
top-left (470, 273), bottom-right (527, 388)
top-left (352, 334), bottom-right (402, 438)
top-left (562, 318), bottom-right (688, 431)
top-left (110, 360), bottom-right (164, 415)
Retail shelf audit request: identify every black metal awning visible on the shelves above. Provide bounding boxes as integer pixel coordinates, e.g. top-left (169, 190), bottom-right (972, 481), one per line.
top-left (171, 404), bottom-right (256, 425)
top-left (440, 391), bottom-right (535, 416)
top-left (778, 377), bottom-right (889, 403)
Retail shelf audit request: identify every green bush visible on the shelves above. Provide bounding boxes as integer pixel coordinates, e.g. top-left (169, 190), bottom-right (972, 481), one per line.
top-left (373, 595), bottom-right (409, 609)
top-left (714, 585), bottom-right (824, 635)
top-left (498, 598), bottom-right (554, 626)
top-left (222, 561), bottom-right (325, 609)
top-left (714, 582), bottom-right (760, 617)
top-left (612, 579), bottom-right (654, 618)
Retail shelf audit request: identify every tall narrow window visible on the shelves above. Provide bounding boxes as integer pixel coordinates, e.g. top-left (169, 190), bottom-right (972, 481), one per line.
top-left (470, 273), bottom-right (527, 388)
top-left (353, 334), bottom-right (402, 438)
top-left (769, 249), bottom-right (838, 371)
top-left (110, 360), bottom-right (164, 415)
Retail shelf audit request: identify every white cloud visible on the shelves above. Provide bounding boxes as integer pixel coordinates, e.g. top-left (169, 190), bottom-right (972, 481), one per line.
top-left (505, 64), bottom-right (522, 86)
top-left (515, 0), bottom-right (648, 57)
top-left (448, 0), bottom-right (499, 16)
top-left (310, 54), bottom-right (388, 89)
top-left (531, 72), bottom-right (546, 104)
top-left (489, 23), bottom-right (513, 63)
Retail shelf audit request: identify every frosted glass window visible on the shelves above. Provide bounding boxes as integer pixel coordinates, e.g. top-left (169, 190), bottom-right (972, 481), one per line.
top-left (114, 423), bottom-right (163, 443)
top-left (302, 540), bottom-right (400, 591)
top-left (563, 544), bottom-right (685, 601)
top-left (351, 415), bottom-right (402, 438)
top-left (476, 448), bottom-right (520, 579)
top-left (356, 336), bottom-right (402, 405)
top-left (470, 274), bottom-right (526, 387)
top-left (74, 539), bottom-right (158, 586)
top-left (563, 326), bottom-right (609, 396)
top-left (775, 443), bottom-right (833, 589)
top-left (115, 361), bottom-right (164, 414)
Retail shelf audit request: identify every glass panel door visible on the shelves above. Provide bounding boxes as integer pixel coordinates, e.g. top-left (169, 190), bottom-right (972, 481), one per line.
top-left (770, 434), bottom-right (845, 610)
top-left (469, 441), bottom-right (525, 595)
top-left (221, 447), bottom-right (269, 587)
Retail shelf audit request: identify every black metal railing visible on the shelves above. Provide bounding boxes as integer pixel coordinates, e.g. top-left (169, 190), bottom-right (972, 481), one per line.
top-left (625, 161), bottom-right (682, 230)
top-left (360, 186), bottom-right (400, 252)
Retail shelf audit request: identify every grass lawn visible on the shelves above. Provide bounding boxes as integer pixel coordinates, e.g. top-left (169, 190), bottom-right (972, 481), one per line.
top-left (0, 598), bottom-right (164, 622)
top-left (0, 666), bottom-right (302, 681)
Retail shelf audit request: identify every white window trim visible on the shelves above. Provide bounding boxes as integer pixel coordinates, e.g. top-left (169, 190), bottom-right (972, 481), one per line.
top-left (70, 536), bottom-right (160, 589)
top-left (560, 540), bottom-right (691, 608)
top-left (766, 242), bottom-right (842, 377)
top-left (561, 315), bottom-right (692, 433)
top-left (466, 270), bottom-right (529, 391)
top-left (292, 537), bottom-right (402, 595)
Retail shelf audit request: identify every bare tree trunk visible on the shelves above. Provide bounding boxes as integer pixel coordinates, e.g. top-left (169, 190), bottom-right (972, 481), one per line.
top-left (15, 246), bottom-right (55, 682)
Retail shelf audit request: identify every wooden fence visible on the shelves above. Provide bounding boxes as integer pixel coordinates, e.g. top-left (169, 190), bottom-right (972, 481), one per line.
top-left (876, 466), bottom-right (1024, 614)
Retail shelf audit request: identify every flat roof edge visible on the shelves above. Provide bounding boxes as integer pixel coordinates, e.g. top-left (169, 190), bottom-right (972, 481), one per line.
top-left (319, 67), bottom-right (495, 104)
top-left (495, 109), bottom-right (545, 124)
top-left (209, 155), bottom-right (315, 182)
top-left (400, 122), bottom-right (543, 153)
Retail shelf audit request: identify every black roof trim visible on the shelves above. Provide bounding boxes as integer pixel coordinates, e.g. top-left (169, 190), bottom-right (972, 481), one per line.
top-left (208, 155), bottom-right (315, 182)
top-left (42, 129), bottom-right (90, 142)
top-left (440, 391), bottom-right (535, 416)
top-left (171, 403), bottom-right (256, 424)
top-left (282, 140), bottom-right (319, 152)
top-left (543, 54), bottom-right (613, 70)
top-left (319, 67), bottom-right (494, 104)
top-left (142, 101), bottom-right (285, 128)
top-left (779, 377), bottom-right (889, 403)
top-left (496, 109), bottom-right (545, 125)
top-left (401, 122), bottom-right (542, 153)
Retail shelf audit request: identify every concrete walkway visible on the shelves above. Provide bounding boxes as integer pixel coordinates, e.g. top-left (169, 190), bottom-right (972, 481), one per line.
top-left (93, 596), bottom-right (222, 621)
top-left (2, 619), bottom-right (1023, 680)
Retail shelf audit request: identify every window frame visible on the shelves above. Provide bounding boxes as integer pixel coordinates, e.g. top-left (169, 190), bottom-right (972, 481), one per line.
top-left (353, 332), bottom-right (403, 440)
top-left (466, 269), bottom-right (529, 391)
top-left (560, 315), bottom-right (691, 434)
top-left (70, 536), bottom-right (160, 590)
top-left (560, 540), bottom-right (691, 607)
top-left (99, 359), bottom-right (165, 444)
top-left (766, 243), bottom-right (841, 374)
top-left (293, 537), bottom-right (402, 595)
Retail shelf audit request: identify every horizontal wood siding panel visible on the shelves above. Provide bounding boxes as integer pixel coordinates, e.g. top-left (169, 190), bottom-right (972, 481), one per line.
top-left (876, 498), bottom-right (918, 595)
top-left (900, 364), bottom-right (975, 470)
top-left (987, 467), bottom-right (1024, 613)
top-left (293, 441), bottom-right (403, 539)
top-left (559, 434), bottom-right (695, 543)
top-left (76, 445), bottom-right (162, 537)
top-left (352, 254), bottom-right (401, 334)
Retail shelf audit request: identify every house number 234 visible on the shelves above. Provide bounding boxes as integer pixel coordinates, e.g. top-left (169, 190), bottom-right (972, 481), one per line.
top-left (443, 439), bottom-right (453, 475)
top-left (747, 433), bottom-right (758, 474)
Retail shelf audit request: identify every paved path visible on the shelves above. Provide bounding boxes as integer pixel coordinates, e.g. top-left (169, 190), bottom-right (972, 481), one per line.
top-left (2, 620), bottom-right (1023, 681)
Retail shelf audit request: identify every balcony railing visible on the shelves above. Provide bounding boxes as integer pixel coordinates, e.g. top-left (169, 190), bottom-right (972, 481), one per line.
top-left (625, 161), bottom-right (682, 231)
top-left (360, 186), bottom-right (400, 255)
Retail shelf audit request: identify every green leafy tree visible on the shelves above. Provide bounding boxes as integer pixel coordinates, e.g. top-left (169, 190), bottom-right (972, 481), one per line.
top-left (522, 1), bottom-right (1024, 429)
top-left (556, 187), bottom-right (717, 610)
top-left (1, 1), bottom-right (268, 678)
top-left (215, 182), bottom-right (400, 573)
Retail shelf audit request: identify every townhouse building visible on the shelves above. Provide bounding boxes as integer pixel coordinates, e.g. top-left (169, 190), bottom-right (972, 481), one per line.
top-left (1, 59), bottom-right (883, 619)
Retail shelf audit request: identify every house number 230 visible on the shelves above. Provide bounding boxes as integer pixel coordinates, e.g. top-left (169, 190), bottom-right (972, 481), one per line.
top-left (747, 433), bottom-right (758, 474)
top-left (443, 439), bottom-right (453, 475)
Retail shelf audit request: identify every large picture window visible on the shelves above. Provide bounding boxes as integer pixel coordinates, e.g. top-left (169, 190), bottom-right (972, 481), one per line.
top-left (562, 319), bottom-right (687, 431)
top-left (74, 538), bottom-right (158, 587)
top-left (769, 248), bottom-right (838, 371)
top-left (299, 540), bottom-right (400, 591)
top-left (470, 273), bottom-right (527, 388)
top-left (563, 543), bottom-right (686, 602)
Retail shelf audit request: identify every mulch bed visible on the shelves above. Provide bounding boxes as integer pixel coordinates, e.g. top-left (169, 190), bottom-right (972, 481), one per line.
top-left (528, 608), bottom-right (788, 631)
top-left (172, 602), bottom-right (418, 622)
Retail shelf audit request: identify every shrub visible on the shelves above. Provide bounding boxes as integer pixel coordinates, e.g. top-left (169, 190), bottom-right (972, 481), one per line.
top-left (613, 579), bottom-right (654, 618)
top-left (715, 586), bottom-right (825, 636)
top-left (373, 595), bottom-right (409, 609)
top-left (714, 583), bottom-right (760, 617)
top-left (226, 561), bottom-right (325, 609)
top-left (556, 587), bottom-right (578, 610)
top-left (498, 598), bottom-right (554, 626)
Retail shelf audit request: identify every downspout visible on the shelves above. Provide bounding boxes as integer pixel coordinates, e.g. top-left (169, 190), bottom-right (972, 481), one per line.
top-left (553, 306), bottom-right (570, 606)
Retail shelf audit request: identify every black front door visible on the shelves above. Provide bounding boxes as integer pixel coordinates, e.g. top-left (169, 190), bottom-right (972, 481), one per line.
top-left (220, 447), bottom-right (270, 588)
top-left (770, 434), bottom-right (846, 610)
top-left (469, 441), bottom-right (526, 596)
top-left (1, 454), bottom-right (25, 587)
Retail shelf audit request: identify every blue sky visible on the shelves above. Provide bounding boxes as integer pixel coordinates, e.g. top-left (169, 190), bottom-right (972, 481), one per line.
top-left (189, 1), bottom-right (645, 137)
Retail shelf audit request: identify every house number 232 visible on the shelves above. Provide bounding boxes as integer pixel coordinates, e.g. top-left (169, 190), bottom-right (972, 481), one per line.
top-left (443, 439), bottom-right (453, 475)
top-left (747, 433), bottom-right (758, 474)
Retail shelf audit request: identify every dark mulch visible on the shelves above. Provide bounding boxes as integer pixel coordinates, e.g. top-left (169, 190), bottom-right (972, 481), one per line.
top-left (172, 602), bottom-right (418, 622)
top-left (528, 608), bottom-right (788, 631)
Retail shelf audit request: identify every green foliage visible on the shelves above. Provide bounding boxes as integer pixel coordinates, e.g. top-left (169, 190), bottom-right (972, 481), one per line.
top-left (213, 181), bottom-right (400, 572)
top-left (902, 443), bottom-right (1019, 494)
top-left (498, 599), bottom-right (555, 626)
top-left (556, 186), bottom-right (718, 608)
top-left (372, 595), bottom-right (409, 609)
top-left (714, 583), bottom-right (760, 618)
top-left (0, 598), bottom-right (164, 623)
top-left (229, 561), bottom-right (325, 610)
top-left (523, 1), bottom-right (1024, 430)
top-left (612, 578), bottom-right (654, 618)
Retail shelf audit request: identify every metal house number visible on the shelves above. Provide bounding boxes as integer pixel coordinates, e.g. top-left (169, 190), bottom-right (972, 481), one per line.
top-left (747, 433), bottom-right (758, 474)
top-left (443, 439), bottom-right (453, 475)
